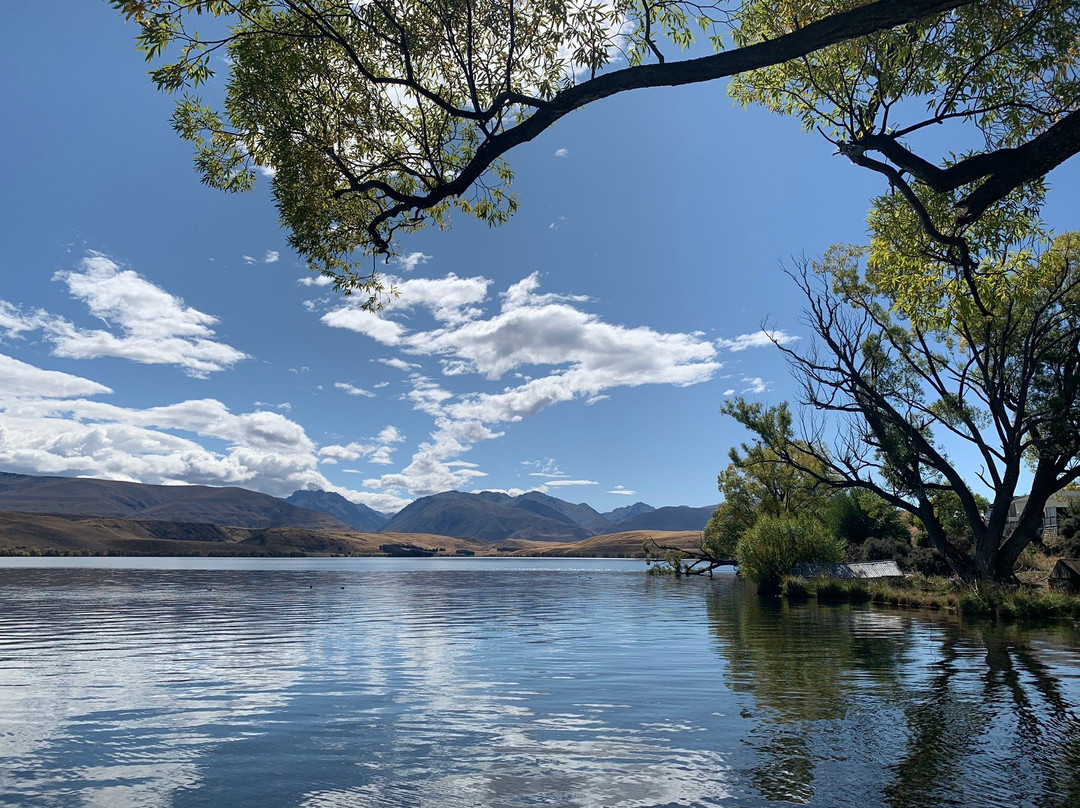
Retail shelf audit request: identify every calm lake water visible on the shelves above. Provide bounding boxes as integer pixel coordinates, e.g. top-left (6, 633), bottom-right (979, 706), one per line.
top-left (2, 557), bottom-right (1079, 807)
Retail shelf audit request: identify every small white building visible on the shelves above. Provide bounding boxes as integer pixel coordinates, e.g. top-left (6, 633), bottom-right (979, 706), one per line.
top-left (1007, 490), bottom-right (1080, 538)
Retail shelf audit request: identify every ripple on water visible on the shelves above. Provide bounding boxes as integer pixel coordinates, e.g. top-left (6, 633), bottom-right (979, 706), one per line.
top-left (1, 561), bottom-right (1079, 807)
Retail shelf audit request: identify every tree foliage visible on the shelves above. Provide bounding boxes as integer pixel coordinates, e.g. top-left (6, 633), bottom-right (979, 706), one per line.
top-left (731, 232), bottom-right (1080, 582)
top-left (113, 0), bottom-right (979, 298)
top-left (734, 513), bottom-right (845, 588)
top-left (730, 0), bottom-right (1080, 287)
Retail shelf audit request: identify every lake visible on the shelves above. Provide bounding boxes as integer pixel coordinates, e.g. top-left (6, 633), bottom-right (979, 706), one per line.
top-left (1, 557), bottom-right (1079, 807)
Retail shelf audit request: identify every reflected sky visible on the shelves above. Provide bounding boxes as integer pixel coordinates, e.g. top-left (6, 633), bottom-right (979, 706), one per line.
top-left (2, 560), bottom-right (1080, 807)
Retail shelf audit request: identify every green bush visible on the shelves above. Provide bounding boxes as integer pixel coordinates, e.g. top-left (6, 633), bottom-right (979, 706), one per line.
top-left (736, 515), bottom-right (845, 588)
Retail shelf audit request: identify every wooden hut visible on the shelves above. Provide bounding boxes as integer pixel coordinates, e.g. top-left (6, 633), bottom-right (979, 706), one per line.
top-left (1049, 559), bottom-right (1080, 594)
top-left (791, 560), bottom-right (904, 580)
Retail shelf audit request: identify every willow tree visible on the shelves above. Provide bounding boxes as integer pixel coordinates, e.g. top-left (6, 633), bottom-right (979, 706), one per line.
top-left (112, 0), bottom-right (995, 299)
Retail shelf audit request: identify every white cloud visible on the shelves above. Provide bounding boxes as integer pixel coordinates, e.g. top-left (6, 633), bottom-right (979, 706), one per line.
top-left (17, 253), bottom-right (250, 377)
top-left (717, 329), bottom-right (799, 352)
top-left (741, 376), bottom-right (769, 394)
top-left (379, 357), bottom-right (420, 371)
top-left (549, 216), bottom-right (566, 231)
top-left (545, 479), bottom-right (598, 487)
top-left (395, 252), bottom-right (431, 272)
top-left (0, 352), bottom-right (112, 400)
top-left (322, 273), bottom-right (720, 497)
top-left (244, 251), bottom-right (280, 265)
top-left (319, 424), bottom-right (405, 467)
top-left (723, 388), bottom-right (735, 396)
top-left (607, 485), bottom-right (636, 496)
top-left (298, 274), bottom-right (334, 287)
top-left (0, 350), bottom-right (415, 508)
top-left (0, 302), bottom-right (52, 340)
top-left (554, 148), bottom-right (569, 158)
top-left (523, 458), bottom-right (567, 478)
top-left (334, 382), bottom-right (375, 398)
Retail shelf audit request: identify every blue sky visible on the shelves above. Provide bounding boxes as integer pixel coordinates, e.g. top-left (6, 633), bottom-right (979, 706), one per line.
top-left (1, 3), bottom-right (1077, 514)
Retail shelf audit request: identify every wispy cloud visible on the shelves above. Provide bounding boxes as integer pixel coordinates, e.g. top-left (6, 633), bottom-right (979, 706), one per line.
top-left (0, 253), bottom-right (249, 378)
top-left (334, 382), bottom-right (375, 398)
top-left (716, 329), bottom-right (799, 352)
top-left (319, 425), bottom-right (405, 468)
top-left (319, 272), bottom-right (720, 498)
top-left (554, 148), bottom-right (569, 158)
top-left (244, 250), bottom-right (280, 265)
top-left (607, 485), bottom-right (636, 496)
top-left (741, 376), bottom-right (769, 394)
top-left (546, 479), bottom-right (598, 487)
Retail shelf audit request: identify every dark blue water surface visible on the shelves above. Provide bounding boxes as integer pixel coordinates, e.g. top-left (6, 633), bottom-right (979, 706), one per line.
top-left (1, 557), bottom-right (1079, 807)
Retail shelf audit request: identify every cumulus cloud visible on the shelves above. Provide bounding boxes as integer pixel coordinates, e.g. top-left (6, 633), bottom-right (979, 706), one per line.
top-left (0, 350), bottom-right (409, 509)
top-left (334, 382), bottom-right (375, 398)
top-left (298, 274), bottom-right (335, 287)
top-left (741, 376), bottom-right (769, 394)
top-left (716, 329), bottom-right (799, 352)
top-left (319, 272), bottom-right (720, 498)
top-left (395, 252), bottom-right (431, 272)
top-left (5, 253), bottom-right (248, 377)
top-left (319, 425), bottom-right (405, 467)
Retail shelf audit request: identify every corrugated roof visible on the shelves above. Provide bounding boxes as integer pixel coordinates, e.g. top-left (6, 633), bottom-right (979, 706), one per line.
top-left (791, 560), bottom-right (904, 579)
top-left (1050, 559), bottom-right (1080, 578)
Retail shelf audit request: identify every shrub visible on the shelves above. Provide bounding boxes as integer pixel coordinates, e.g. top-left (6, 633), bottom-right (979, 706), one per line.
top-left (736, 515), bottom-right (845, 588)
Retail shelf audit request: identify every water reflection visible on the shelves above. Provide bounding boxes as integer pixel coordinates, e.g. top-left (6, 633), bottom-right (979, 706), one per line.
top-left (0, 564), bottom-right (738, 807)
top-left (705, 579), bottom-right (1080, 807)
top-left (2, 561), bottom-right (1080, 807)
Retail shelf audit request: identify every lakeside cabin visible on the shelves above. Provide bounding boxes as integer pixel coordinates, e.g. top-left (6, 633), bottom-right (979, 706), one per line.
top-left (791, 560), bottom-right (904, 581)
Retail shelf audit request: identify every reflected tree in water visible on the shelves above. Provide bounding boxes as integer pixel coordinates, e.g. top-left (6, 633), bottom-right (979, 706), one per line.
top-left (704, 583), bottom-right (1080, 807)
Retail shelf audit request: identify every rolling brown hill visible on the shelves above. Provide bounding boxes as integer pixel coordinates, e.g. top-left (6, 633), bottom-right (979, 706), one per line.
top-left (520, 530), bottom-right (705, 558)
top-left (0, 471), bottom-right (348, 530)
top-left (0, 510), bottom-right (695, 561)
top-left (0, 511), bottom-right (494, 557)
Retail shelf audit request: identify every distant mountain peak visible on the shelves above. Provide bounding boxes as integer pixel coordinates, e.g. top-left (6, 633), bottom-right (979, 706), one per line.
top-left (285, 489), bottom-right (388, 532)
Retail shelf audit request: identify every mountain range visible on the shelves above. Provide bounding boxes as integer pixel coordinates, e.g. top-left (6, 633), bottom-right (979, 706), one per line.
top-left (0, 470), bottom-right (715, 544)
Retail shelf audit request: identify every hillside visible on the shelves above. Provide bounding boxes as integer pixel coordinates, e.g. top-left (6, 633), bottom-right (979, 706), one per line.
top-left (616, 505), bottom-right (715, 532)
top-left (285, 490), bottom-right (388, 532)
top-left (0, 511), bottom-right (492, 557)
top-left (383, 491), bottom-right (591, 542)
top-left (603, 501), bottom-right (655, 525)
top-left (521, 530), bottom-right (704, 558)
top-left (517, 491), bottom-right (612, 533)
top-left (0, 471), bottom-right (348, 530)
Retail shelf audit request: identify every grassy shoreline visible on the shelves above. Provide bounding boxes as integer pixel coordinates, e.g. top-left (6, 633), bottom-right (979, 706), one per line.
top-left (781, 574), bottom-right (1080, 621)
